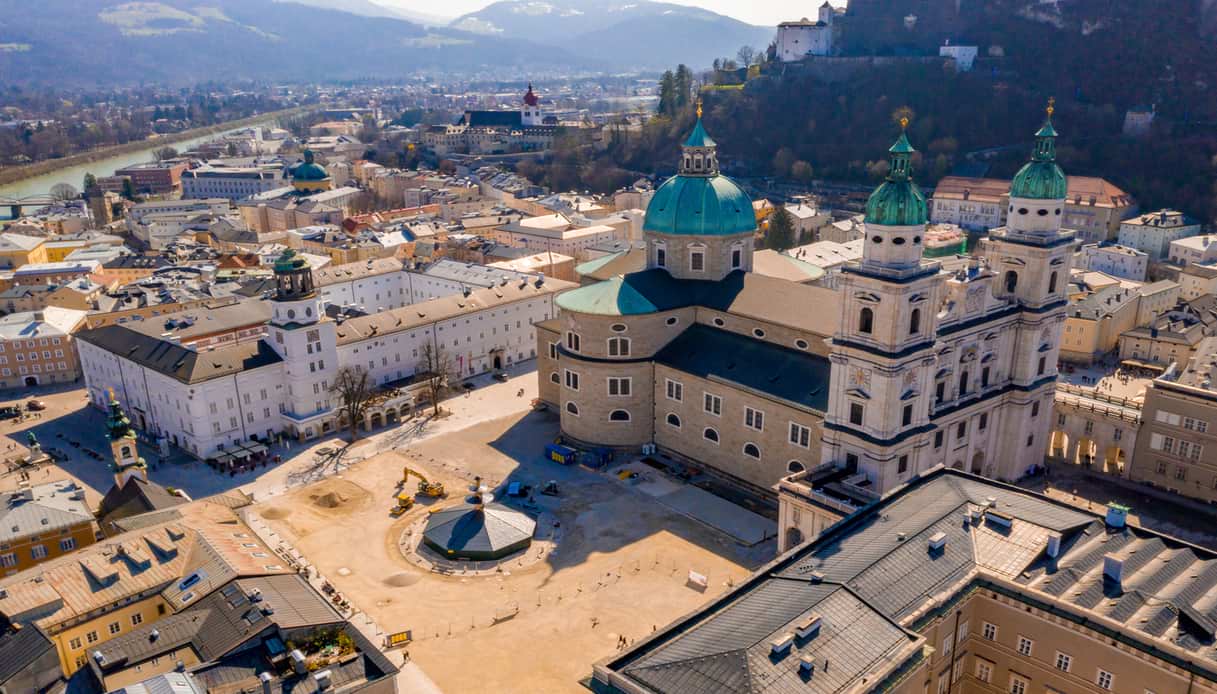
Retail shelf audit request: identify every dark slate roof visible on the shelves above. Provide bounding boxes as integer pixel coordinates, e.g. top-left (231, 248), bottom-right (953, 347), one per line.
top-left (463, 110), bottom-right (523, 128)
top-left (655, 324), bottom-right (831, 413)
top-left (0, 622), bottom-right (57, 685)
top-left (99, 477), bottom-right (188, 532)
top-left (602, 470), bottom-right (1133, 694)
top-left (75, 326), bottom-right (282, 384)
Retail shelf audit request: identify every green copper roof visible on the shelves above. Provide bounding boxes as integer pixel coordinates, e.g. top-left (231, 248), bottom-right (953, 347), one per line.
top-left (274, 249), bottom-right (307, 273)
top-left (644, 174), bottom-right (755, 236)
top-left (106, 393), bottom-right (136, 443)
top-left (865, 129), bottom-right (927, 226)
top-left (292, 149), bottom-right (329, 181)
top-left (555, 275), bottom-right (660, 316)
top-left (1011, 115), bottom-right (1067, 200)
top-left (683, 118), bottom-right (716, 148)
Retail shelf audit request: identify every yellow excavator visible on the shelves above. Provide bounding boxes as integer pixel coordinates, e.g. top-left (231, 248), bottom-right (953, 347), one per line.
top-left (403, 467), bottom-right (446, 498)
top-left (390, 492), bottom-right (415, 517)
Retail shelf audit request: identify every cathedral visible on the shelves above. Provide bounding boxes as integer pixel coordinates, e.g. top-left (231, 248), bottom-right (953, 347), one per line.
top-left (535, 102), bottom-right (1074, 500)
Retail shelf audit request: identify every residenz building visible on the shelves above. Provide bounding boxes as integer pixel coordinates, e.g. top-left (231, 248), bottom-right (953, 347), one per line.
top-left (77, 250), bottom-right (571, 459)
top-left (537, 104), bottom-right (1074, 507)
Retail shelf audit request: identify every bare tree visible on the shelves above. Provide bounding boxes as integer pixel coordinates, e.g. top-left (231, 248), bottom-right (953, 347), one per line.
top-left (418, 342), bottom-right (455, 416)
top-left (50, 183), bottom-right (78, 202)
top-left (736, 45), bottom-right (758, 68)
top-left (152, 146), bottom-right (179, 161)
top-left (330, 366), bottom-right (375, 441)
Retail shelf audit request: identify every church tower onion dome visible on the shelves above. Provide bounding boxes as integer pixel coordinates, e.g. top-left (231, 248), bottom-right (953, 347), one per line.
top-left (290, 149), bottom-right (329, 182)
top-left (642, 108), bottom-right (754, 237)
top-left (864, 120), bottom-right (927, 227)
top-left (1011, 100), bottom-right (1067, 200)
top-left (524, 83), bottom-right (539, 107)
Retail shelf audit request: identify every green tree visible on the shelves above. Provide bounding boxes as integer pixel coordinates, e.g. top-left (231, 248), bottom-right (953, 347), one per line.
top-left (674, 65), bottom-right (693, 110)
top-left (767, 207), bottom-right (796, 251)
top-left (120, 178), bottom-right (138, 201)
top-left (82, 172), bottom-right (97, 193)
top-left (657, 71), bottom-right (677, 116)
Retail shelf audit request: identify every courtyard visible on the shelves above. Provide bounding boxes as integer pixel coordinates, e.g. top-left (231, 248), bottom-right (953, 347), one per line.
top-left (250, 411), bottom-right (769, 694)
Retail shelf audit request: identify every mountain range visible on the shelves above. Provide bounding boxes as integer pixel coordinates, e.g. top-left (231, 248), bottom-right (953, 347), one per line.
top-left (0, 0), bottom-right (774, 85)
top-left (449, 0), bottom-right (774, 68)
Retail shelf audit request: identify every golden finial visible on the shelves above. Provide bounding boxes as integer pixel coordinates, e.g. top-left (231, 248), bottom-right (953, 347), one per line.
top-left (1047, 97), bottom-right (1055, 117)
top-left (107, 387), bottom-right (115, 402)
top-left (899, 116), bottom-right (909, 130)
top-left (696, 99), bottom-right (703, 120)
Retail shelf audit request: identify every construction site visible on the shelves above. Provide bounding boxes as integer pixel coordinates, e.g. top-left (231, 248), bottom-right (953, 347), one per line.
top-left (250, 410), bottom-right (770, 693)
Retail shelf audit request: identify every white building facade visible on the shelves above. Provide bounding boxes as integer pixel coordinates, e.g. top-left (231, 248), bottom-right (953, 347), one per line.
top-left (775, 3), bottom-right (834, 62)
top-left (1075, 243), bottom-right (1148, 281)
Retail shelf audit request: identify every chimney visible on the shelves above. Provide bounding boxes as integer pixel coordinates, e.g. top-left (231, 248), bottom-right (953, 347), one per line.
top-left (290, 649), bottom-right (307, 675)
top-left (1046, 533), bottom-right (1061, 558)
top-left (313, 669), bottom-right (333, 690)
top-left (260, 672), bottom-right (274, 694)
top-left (928, 531), bottom-right (948, 552)
top-left (1104, 554), bottom-right (1124, 586)
top-left (770, 632), bottom-right (794, 656)
top-left (1106, 503), bottom-right (1129, 528)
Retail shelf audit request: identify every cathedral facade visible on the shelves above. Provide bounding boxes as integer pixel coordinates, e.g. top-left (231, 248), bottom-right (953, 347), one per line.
top-left (535, 106), bottom-right (1074, 499)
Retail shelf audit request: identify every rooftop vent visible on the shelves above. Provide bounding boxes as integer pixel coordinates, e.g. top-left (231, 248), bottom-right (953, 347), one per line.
top-left (928, 532), bottom-right (948, 552)
top-left (985, 510), bottom-right (1013, 528)
top-left (313, 669), bottom-right (333, 691)
top-left (770, 632), bottom-right (794, 656)
top-left (795, 614), bottom-right (822, 640)
top-left (808, 571), bottom-right (824, 584)
top-left (799, 655), bottom-right (816, 676)
top-left (290, 649), bottom-right (307, 675)
top-left (1106, 503), bottom-right (1129, 529)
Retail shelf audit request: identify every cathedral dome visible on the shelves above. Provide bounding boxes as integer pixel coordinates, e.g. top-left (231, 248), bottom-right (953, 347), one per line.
top-left (523, 83), bottom-right (539, 107)
top-left (1011, 116), bottom-right (1067, 201)
top-left (865, 130), bottom-right (927, 227)
top-left (291, 149), bottom-right (329, 182)
top-left (643, 114), bottom-right (754, 237)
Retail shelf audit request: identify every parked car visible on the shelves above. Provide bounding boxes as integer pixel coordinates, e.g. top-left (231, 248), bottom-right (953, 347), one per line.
top-left (0, 407), bottom-right (20, 420)
top-left (26, 400), bottom-right (46, 411)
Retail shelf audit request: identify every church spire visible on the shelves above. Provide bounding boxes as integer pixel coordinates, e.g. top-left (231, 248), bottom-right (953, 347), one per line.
top-left (106, 389), bottom-right (147, 486)
top-left (679, 100), bottom-right (718, 176)
top-left (1011, 97), bottom-right (1067, 201)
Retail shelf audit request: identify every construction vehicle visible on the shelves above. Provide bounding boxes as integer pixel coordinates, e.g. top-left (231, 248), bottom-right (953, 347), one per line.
top-left (403, 467), bottom-right (446, 498)
top-left (390, 492), bottom-right (415, 517)
top-left (541, 480), bottom-right (560, 496)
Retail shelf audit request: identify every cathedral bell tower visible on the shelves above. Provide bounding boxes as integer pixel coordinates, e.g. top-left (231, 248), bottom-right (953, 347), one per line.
top-left (979, 100), bottom-right (1077, 480)
top-left (822, 119), bottom-right (943, 492)
top-left (268, 250), bottom-right (338, 438)
top-left (106, 390), bottom-right (147, 487)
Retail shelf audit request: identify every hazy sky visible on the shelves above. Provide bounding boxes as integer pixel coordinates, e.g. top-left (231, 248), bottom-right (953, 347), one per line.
top-left (376, 0), bottom-right (842, 26)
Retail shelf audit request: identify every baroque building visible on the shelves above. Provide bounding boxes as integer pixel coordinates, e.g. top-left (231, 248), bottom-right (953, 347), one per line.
top-left (538, 104), bottom-right (1075, 504)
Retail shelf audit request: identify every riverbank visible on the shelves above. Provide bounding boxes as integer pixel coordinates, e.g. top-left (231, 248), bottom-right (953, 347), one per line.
top-left (0, 105), bottom-right (312, 188)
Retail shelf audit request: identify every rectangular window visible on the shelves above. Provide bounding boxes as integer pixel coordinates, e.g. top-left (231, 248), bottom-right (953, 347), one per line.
top-left (957, 421), bottom-right (967, 439)
top-left (86, 631), bottom-right (98, 644)
top-left (132, 613), bottom-right (143, 626)
top-left (690, 251), bottom-right (705, 272)
top-left (704, 393), bottom-right (722, 416)
top-left (902, 404), bottom-right (913, 426)
top-left (789, 422), bottom-right (811, 448)
top-left (849, 402), bottom-right (864, 426)
top-left (69, 637), bottom-right (82, 650)
top-left (108, 621), bottom-right (121, 635)
top-left (30, 544), bottom-right (46, 560)
top-left (935, 381), bottom-right (946, 403)
top-left (974, 660), bottom-right (992, 683)
top-left (1008, 674), bottom-right (1029, 694)
top-left (59, 537), bottom-right (76, 552)
top-left (1017, 636), bottom-right (1033, 656)
top-left (1031, 401), bottom-right (1040, 417)
top-left (1038, 356), bottom-right (1047, 375)
top-left (934, 430), bottom-right (944, 448)
top-left (744, 407), bottom-right (764, 432)
top-left (564, 370), bottom-right (580, 391)
top-left (607, 377), bottom-right (631, 397)
top-left (981, 366), bottom-right (990, 388)
top-left (549, 342), bottom-right (558, 359)
top-left (666, 379), bottom-right (683, 402)
top-left (1096, 669), bottom-right (1114, 690)
top-left (0, 552), bottom-right (15, 568)
top-left (566, 332), bottom-right (580, 352)
top-left (979, 413), bottom-right (988, 431)
top-left (982, 622), bottom-right (997, 640)
top-left (898, 455), bottom-right (909, 474)
top-left (1055, 652), bottom-right (1072, 672)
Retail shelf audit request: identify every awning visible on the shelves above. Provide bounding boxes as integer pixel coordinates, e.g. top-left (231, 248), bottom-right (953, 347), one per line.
top-left (1120, 358), bottom-right (1166, 372)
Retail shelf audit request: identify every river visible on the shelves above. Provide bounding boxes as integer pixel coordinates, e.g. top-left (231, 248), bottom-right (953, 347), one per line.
top-left (0, 117), bottom-right (286, 210)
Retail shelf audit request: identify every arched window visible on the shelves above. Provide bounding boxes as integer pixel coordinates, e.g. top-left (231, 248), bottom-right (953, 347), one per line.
top-left (565, 402), bottom-right (579, 416)
top-left (859, 307), bottom-right (874, 334)
top-left (743, 443), bottom-right (761, 459)
top-left (1004, 271), bottom-right (1018, 294)
top-left (607, 337), bottom-right (631, 357)
top-left (609, 409), bottom-right (631, 422)
top-left (1048, 271), bottom-right (1058, 294)
top-left (787, 461), bottom-right (805, 473)
top-left (549, 372), bottom-right (559, 384)
top-left (120, 446), bottom-right (131, 458)
top-left (703, 427), bottom-right (719, 443)
top-left (666, 413), bottom-right (681, 428)
top-left (909, 308), bottom-right (921, 336)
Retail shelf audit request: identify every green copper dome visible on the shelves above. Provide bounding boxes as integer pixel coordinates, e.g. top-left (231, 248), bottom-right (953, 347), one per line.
top-left (865, 130), bottom-right (927, 227)
top-left (643, 117), bottom-right (754, 237)
top-left (1011, 115), bottom-right (1067, 200)
top-left (291, 149), bottom-right (329, 182)
top-left (274, 248), bottom-right (307, 273)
